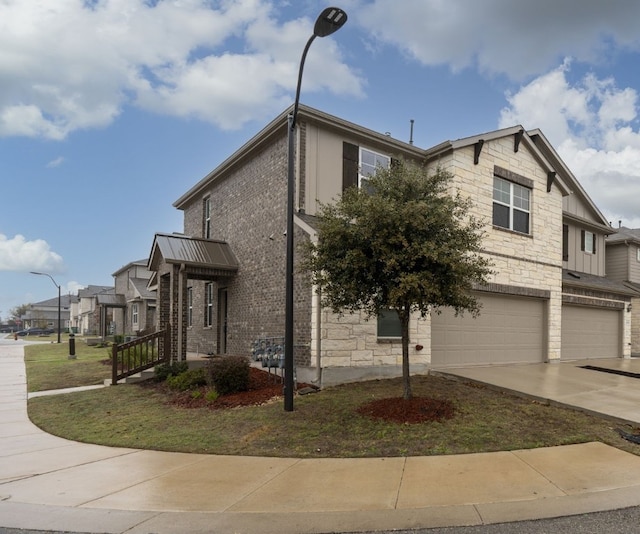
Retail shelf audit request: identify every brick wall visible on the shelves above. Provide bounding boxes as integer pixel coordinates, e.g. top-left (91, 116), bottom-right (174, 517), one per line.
top-left (180, 132), bottom-right (312, 365)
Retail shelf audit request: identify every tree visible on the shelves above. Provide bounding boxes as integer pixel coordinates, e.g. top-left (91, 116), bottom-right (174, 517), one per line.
top-left (10, 304), bottom-right (29, 321)
top-left (301, 161), bottom-right (493, 399)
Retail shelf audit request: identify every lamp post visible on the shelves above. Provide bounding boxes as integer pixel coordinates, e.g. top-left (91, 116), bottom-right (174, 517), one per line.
top-left (284, 7), bottom-right (347, 412)
top-left (30, 271), bottom-right (61, 344)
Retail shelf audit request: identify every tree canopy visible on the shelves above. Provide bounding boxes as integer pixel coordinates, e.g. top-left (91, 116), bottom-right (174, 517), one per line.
top-left (301, 161), bottom-right (493, 398)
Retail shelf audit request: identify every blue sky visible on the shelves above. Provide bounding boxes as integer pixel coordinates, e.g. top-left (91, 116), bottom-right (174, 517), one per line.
top-left (2, 0), bottom-right (640, 320)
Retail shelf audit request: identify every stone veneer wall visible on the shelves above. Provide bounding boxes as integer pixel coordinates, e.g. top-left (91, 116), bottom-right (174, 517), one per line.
top-left (309, 135), bottom-right (566, 379)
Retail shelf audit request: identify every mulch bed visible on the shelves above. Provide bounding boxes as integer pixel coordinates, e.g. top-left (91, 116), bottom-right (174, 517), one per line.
top-left (146, 367), bottom-right (455, 423)
top-left (357, 396), bottom-right (455, 424)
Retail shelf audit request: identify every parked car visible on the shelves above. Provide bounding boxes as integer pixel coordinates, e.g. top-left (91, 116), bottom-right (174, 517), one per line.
top-left (16, 327), bottom-right (54, 336)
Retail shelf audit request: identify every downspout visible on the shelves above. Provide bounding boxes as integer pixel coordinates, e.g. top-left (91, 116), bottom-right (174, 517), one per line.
top-left (314, 285), bottom-right (323, 386)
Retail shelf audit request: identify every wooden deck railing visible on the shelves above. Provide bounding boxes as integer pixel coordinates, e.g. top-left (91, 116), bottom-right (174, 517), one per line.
top-left (111, 327), bottom-right (171, 385)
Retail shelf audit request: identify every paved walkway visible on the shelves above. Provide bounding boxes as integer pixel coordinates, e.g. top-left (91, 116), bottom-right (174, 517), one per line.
top-left (2, 340), bottom-right (640, 534)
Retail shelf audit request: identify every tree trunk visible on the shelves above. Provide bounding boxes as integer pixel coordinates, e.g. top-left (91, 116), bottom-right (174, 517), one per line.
top-left (400, 309), bottom-right (412, 400)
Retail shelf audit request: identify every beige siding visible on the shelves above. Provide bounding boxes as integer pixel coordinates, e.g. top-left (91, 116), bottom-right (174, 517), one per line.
top-left (630, 247), bottom-right (640, 282)
top-left (605, 244), bottom-right (629, 282)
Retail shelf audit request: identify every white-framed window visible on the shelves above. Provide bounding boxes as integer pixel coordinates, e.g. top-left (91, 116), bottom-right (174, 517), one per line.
top-left (205, 283), bottom-right (214, 327)
top-left (131, 303), bottom-right (139, 327)
top-left (203, 197), bottom-right (211, 239)
top-left (636, 247), bottom-right (640, 262)
top-left (581, 230), bottom-right (596, 254)
top-left (187, 287), bottom-right (193, 327)
top-left (359, 147), bottom-right (390, 190)
top-left (492, 176), bottom-right (530, 234)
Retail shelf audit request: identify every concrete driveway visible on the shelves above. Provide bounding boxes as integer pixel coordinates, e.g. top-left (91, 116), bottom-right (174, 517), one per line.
top-left (435, 357), bottom-right (640, 425)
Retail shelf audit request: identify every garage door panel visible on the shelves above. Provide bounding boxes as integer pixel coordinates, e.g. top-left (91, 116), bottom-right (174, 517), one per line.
top-left (561, 306), bottom-right (620, 360)
top-left (432, 294), bottom-right (545, 366)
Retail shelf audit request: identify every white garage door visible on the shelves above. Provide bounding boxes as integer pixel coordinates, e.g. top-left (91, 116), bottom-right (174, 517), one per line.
top-left (431, 293), bottom-right (545, 366)
top-left (561, 305), bottom-right (621, 360)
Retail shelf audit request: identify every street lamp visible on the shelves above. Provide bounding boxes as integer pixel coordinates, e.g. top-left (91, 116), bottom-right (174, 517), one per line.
top-left (30, 271), bottom-right (61, 344)
top-left (284, 7), bottom-right (348, 412)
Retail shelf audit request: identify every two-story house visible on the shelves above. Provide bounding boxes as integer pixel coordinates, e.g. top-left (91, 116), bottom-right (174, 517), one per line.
top-left (606, 226), bottom-right (640, 356)
top-left (148, 105), bottom-right (633, 386)
top-left (21, 294), bottom-right (76, 332)
top-left (112, 259), bottom-right (156, 338)
top-left (72, 285), bottom-right (116, 336)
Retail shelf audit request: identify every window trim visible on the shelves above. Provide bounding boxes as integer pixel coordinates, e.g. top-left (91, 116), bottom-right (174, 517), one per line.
top-left (131, 303), bottom-right (139, 327)
top-left (187, 287), bottom-right (193, 327)
top-left (637, 247), bottom-right (640, 262)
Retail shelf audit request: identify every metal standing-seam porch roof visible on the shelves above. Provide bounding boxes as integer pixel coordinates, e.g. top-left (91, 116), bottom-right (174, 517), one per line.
top-left (148, 233), bottom-right (239, 277)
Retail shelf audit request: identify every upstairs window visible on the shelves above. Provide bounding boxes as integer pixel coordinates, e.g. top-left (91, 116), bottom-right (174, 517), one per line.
top-left (581, 230), bottom-right (596, 254)
top-left (493, 176), bottom-right (530, 234)
top-left (637, 248), bottom-right (640, 262)
top-left (359, 147), bottom-right (390, 189)
top-left (203, 197), bottom-right (211, 239)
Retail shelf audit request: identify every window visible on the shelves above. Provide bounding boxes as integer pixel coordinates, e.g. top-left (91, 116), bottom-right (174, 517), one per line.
top-left (493, 176), bottom-right (530, 234)
top-left (377, 309), bottom-right (402, 338)
top-left (203, 197), bottom-right (211, 239)
top-left (187, 287), bottom-right (193, 327)
top-left (205, 283), bottom-right (214, 327)
top-left (131, 303), bottom-right (139, 326)
top-left (581, 230), bottom-right (596, 254)
top-left (359, 147), bottom-right (390, 190)
top-left (562, 224), bottom-right (569, 262)
top-left (637, 248), bottom-right (640, 262)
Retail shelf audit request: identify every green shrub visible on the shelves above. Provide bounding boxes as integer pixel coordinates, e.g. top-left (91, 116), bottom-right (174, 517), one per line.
top-left (205, 390), bottom-right (219, 403)
top-left (207, 356), bottom-right (250, 396)
top-left (166, 368), bottom-right (208, 391)
top-left (154, 361), bottom-right (189, 382)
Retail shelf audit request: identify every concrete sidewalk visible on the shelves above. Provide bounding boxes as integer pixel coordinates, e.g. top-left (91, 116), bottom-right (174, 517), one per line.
top-left (3, 342), bottom-right (640, 533)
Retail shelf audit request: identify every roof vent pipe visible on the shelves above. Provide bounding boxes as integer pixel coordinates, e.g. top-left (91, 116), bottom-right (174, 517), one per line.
top-left (409, 119), bottom-right (414, 145)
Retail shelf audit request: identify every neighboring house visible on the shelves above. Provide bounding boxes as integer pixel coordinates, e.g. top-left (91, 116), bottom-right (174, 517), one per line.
top-left (605, 226), bottom-right (640, 356)
top-left (73, 285), bottom-right (117, 336)
top-left (21, 294), bottom-right (76, 332)
top-left (148, 105), bottom-right (634, 387)
top-left (112, 259), bottom-right (156, 337)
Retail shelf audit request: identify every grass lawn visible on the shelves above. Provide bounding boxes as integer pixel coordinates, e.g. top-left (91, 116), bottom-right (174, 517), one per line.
top-left (24, 342), bottom-right (640, 458)
top-left (24, 339), bottom-right (112, 392)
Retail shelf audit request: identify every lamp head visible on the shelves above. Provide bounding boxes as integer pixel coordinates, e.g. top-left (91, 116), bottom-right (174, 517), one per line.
top-left (314, 7), bottom-right (347, 38)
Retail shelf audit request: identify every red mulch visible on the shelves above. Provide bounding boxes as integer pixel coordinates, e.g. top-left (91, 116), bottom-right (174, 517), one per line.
top-left (149, 367), bottom-right (454, 424)
top-left (357, 396), bottom-right (455, 424)
top-left (151, 367), bottom-right (301, 410)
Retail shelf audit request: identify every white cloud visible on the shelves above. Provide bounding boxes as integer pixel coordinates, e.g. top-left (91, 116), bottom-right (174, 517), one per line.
top-left (0, 234), bottom-right (65, 273)
top-left (358, 0), bottom-right (640, 79)
top-left (0, 0), bottom-right (364, 140)
top-left (46, 156), bottom-right (65, 168)
top-left (498, 64), bottom-right (640, 229)
top-left (64, 281), bottom-right (85, 296)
